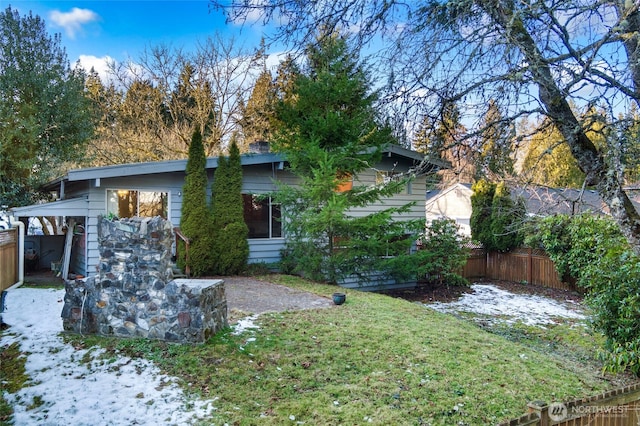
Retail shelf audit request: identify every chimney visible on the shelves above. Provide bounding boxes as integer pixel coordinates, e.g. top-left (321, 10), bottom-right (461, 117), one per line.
top-left (248, 141), bottom-right (270, 154)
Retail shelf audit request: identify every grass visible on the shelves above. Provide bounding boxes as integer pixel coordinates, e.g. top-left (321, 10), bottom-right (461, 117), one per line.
top-left (2, 274), bottom-right (635, 425)
top-left (0, 341), bottom-right (29, 423)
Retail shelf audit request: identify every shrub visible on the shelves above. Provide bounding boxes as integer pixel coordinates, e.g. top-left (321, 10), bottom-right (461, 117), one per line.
top-left (179, 128), bottom-right (215, 276)
top-left (489, 182), bottom-right (525, 252)
top-left (418, 218), bottom-right (470, 286)
top-left (211, 141), bottom-right (249, 275)
top-left (470, 179), bottom-right (495, 246)
top-left (526, 213), bottom-right (640, 374)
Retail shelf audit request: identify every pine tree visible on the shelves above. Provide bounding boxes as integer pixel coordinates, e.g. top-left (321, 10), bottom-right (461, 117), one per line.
top-left (179, 128), bottom-right (215, 276)
top-left (272, 33), bottom-right (425, 284)
top-left (489, 182), bottom-right (525, 252)
top-left (211, 140), bottom-right (249, 275)
top-left (470, 179), bottom-right (496, 246)
top-left (477, 100), bottom-right (514, 180)
top-left (237, 70), bottom-right (277, 150)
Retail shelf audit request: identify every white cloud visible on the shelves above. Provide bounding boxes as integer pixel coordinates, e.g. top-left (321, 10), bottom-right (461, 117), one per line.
top-left (78, 55), bottom-right (114, 83)
top-left (49, 7), bottom-right (99, 39)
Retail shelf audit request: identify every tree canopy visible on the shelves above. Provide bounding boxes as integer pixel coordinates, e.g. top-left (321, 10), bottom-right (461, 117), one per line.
top-left (0, 6), bottom-right (94, 207)
top-left (214, 0), bottom-right (640, 253)
top-left (272, 33), bottom-right (427, 284)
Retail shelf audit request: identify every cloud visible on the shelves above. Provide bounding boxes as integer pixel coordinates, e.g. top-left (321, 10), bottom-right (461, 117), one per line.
top-left (78, 55), bottom-right (114, 83)
top-left (49, 8), bottom-right (99, 39)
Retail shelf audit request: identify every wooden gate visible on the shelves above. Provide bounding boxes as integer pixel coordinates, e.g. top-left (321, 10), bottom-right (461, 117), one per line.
top-left (0, 228), bottom-right (17, 291)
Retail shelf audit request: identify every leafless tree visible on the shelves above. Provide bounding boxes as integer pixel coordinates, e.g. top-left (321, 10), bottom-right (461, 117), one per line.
top-left (212, 0), bottom-right (640, 252)
top-left (90, 33), bottom-right (260, 162)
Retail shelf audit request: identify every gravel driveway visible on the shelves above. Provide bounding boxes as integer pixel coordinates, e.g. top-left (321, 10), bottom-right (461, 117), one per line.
top-left (223, 276), bottom-right (334, 322)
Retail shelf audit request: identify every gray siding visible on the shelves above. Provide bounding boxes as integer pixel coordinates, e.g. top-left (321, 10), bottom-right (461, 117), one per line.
top-left (66, 167), bottom-right (298, 274)
top-left (58, 154), bottom-right (430, 281)
top-left (348, 169), bottom-right (428, 222)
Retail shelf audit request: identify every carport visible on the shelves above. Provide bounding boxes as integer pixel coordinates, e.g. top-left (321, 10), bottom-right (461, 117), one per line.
top-left (10, 197), bottom-right (89, 280)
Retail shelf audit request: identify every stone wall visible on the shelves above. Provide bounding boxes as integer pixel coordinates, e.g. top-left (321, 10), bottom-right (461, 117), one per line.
top-left (62, 217), bottom-right (228, 343)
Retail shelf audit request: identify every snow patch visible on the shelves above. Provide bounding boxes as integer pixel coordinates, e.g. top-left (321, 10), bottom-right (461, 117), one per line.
top-left (426, 283), bottom-right (586, 326)
top-left (1, 287), bottom-right (217, 425)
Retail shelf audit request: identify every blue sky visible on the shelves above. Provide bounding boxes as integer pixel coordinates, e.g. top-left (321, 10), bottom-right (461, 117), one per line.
top-left (2, 1), bottom-right (270, 73)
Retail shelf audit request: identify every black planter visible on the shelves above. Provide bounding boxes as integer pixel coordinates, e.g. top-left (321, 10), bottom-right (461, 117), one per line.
top-left (332, 292), bottom-right (346, 305)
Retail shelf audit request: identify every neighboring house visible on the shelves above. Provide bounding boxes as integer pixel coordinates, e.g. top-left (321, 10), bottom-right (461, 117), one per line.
top-left (425, 182), bottom-right (610, 236)
top-left (10, 144), bottom-right (443, 281)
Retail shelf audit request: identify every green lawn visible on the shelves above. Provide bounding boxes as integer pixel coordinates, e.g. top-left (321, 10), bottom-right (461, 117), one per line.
top-left (2, 274), bottom-right (633, 425)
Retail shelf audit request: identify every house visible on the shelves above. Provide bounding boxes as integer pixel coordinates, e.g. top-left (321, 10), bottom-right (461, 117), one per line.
top-left (10, 144), bottom-right (444, 283)
top-left (425, 182), bottom-right (609, 236)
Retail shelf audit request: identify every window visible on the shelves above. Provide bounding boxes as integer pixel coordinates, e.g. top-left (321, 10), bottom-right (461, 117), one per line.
top-left (242, 194), bottom-right (282, 239)
top-left (107, 190), bottom-right (168, 219)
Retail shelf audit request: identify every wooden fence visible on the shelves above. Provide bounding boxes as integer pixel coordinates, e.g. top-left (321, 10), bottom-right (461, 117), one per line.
top-left (0, 228), bottom-right (17, 292)
top-left (462, 246), bottom-right (576, 292)
top-left (499, 382), bottom-right (640, 426)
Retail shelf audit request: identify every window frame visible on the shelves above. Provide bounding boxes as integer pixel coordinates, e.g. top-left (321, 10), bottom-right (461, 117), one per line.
top-left (106, 189), bottom-right (169, 219)
top-left (242, 193), bottom-right (283, 240)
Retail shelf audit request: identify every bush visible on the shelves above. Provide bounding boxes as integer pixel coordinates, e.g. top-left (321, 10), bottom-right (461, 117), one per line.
top-left (470, 179), bottom-right (495, 246)
top-left (179, 128), bottom-right (215, 276)
top-left (210, 141), bottom-right (249, 275)
top-left (418, 218), bottom-right (470, 286)
top-left (489, 182), bottom-right (525, 252)
top-left (526, 213), bottom-right (640, 374)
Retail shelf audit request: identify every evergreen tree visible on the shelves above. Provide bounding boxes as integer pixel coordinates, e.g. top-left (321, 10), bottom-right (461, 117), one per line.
top-left (470, 179), bottom-right (496, 246)
top-left (211, 140), bottom-right (249, 275)
top-left (273, 33), bottom-right (425, 284)
top-left (620, 104), bottom-right (640, 184)
top-left (237, 70), bottom-right (277, 150)
top-left (432, 102), bottom-right (474, 184)
top-left (522, 117), bottom-right (585, 188)
top-left (179, 128), bottom-right (215, 276)
top-left (489, 182), bottom-right (525, 252)
top-left (477, 100), bottom-right (514, 180)
top-left (0, 7), bottom-right (94, 207)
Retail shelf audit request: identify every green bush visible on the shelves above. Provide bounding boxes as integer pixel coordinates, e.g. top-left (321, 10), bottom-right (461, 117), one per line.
top-left (211, 141), bottom-right (249, 275)
top-left (489, 182), bottom-right (525, 252)
top-left (471, 179), bottom-right (525, 252)
top-left (418, 218), bottom-right (470, 286)
top-left (526, 213), bottom-right (640, 375)
top-left (179, 128), bottom-right (215, 276)
top-left (470, 179), bottom-right (495, 246)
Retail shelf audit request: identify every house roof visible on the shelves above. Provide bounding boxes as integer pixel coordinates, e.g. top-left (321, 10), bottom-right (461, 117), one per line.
top-left (42, 144), bottom-right (444, 191)
top-left (513, 186), bottom-right (607, 216)
top-left (426, 183), bottom-right (609, 216)
top-left (11, 196), bottom-right (89, 218)
top-left (425, 183), bottom-right (471, 207)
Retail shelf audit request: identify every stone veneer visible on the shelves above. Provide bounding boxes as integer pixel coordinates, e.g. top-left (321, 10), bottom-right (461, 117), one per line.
top-left (61, 217), bottom-right (228, 343)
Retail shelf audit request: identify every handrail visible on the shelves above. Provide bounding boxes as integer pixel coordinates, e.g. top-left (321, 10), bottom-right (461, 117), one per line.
top-left (173, 227), bottom-right (190, 277)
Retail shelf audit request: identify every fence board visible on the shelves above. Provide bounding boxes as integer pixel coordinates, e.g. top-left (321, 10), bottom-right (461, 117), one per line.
top-left (500, 382), bottom-right (640, 426)
top-left (462, 247), bottom-right (574, 292)
top-left (0, 228), bottom-right (17, 292)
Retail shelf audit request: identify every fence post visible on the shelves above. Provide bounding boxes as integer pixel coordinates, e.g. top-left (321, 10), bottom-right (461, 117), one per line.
top-left (527, 400), bottom-right (549, 426)
top-left (528, 247), bottom-right (533, 285)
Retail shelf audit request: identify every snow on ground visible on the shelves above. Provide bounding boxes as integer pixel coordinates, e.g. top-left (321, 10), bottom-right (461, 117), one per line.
top-left (426, 283), bottom-right (586, 327)
top-left (1, 287), bottom-right (217, 426)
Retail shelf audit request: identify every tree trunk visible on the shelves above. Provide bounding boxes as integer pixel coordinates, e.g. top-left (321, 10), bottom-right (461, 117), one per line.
top-left (485, 1), bottom-right (640, 253)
